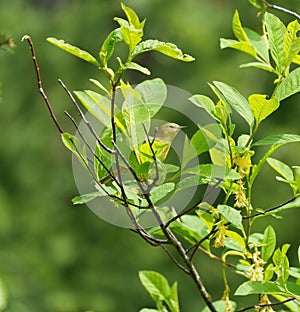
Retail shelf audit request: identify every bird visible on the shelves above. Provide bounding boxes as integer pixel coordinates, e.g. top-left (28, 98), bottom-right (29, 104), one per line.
top-left (100, 122), bottom-right (185, 184)
top-left (138, 122), bottom-right (185, 164)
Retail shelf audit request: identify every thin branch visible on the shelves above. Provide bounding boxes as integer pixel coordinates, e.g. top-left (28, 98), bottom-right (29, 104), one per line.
top-left (187, 225), bottom-right (218, 260)
top-left (263, 0), bottom-right (300, 20)
top-left (63, 111), bottom-right (121, 188)
top-left (22, 35), bottom-right (63, 133)
top-left (58, 79), bottom-right (114, 154)
top-left (141, 122), bottom-right (159, 192)
top-left (165, 179), bottom-right (222, 228)
top-left (243, 196), bottom-right (297, 220)
top-left (237, 297), bottom-right (296, 312)
top-left (160, 244), bottom-right (190, 274)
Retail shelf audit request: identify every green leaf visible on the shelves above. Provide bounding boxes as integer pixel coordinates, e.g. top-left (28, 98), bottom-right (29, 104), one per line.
top-left (148, 183), bottom-right (175, 204)
top-left (134, 78), bottom-right (167, 117)
top-left (139, 271), bottom-right (170, 302)
top-left (265, 13), bottom-right (286, 73)
top-left (170, 215), bottom-right (210, 250)
top-left (74, 90), bottom-right (111, 125)
top-left (132, 39), bottom-right (195, 62)
top-left (244, 27), bottom-right (269, 62)
top-left (74, 90), bottom-right (126, 134)
top-left (122, 61), bottom-right (151, 75)
top-left (139, 309), bottom-right (159, 312)
top-left (286, 281), bottom-right (300, 296)
top-left (273, 244), bottom-right (290, 283)
top-left (232, 10), bottom-right (248, 42)
top-left (289, 267), bottom-right (300, 279)
top-left (169, 282), bottom-right (179, 312)
top-left (267, 158), bottom-right (294, 181)
top-left (264, 196), bottom-right (300, 215)
top-left (284, 20), bottom-right (300, 68)
top-left (61, 132), bottom-right (87, 167)
top-left (201, 300), bottom-right (236, 312)
top-left (240, 62), bottom-right (276, 73)
top-left (235, 281), bottom-right (285, 296)
top-left (72, 186), bottom-right (115, 205)
top-left (212, 81), bottom-right (254, 128)
top-left (190, 129), bottom-right (210, 157)
top-left (99, 28), bottom-right (123, 65)
top-left (121, 2), bottom-right (144, 30)
top-left (248, 0), bottom-right (263, 9)
top-left (274, 67), bottom-right (300, 101)
top-left (253, 134), bottom-right (300, 146)
top-left (114, 17), bottom-right (143, 54)
top-left (220, 38), bottom-right (257, 58)
top-left (261, 225), bottom-right (276, 262)
top-left (177, 176), bottom-right (211, 191)
top-left (185, 164), bottom-right (241, 181)
top-left (249, 94), bottom-right (279, 126)
top-left (225, 230), bottom-right (246, 252)
top-left (47, 37), bottom-right (99, 66)
top-left (121, 83), bottom-right (150, 155)
top-left (189, 94), bottom-right (217, 120)
top-left (217, 205), bottom-right (243, 231)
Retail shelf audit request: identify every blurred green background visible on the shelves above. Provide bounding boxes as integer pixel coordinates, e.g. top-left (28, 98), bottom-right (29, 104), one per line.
top-left (0, 0), bottom-right (299, 311)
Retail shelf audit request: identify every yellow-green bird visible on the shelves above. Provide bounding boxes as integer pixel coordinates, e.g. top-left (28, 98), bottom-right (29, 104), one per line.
top-left (138, 122), bottom-right (185, 164)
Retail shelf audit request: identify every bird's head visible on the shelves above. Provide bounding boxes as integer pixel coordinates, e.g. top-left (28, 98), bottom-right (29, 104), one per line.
top-left (155, 122), bottom-right (185, 143)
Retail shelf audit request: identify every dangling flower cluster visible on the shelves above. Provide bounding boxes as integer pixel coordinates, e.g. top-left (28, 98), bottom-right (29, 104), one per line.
top-left (213, 225), bottom-right (227, 248)
top-left (233, 180), bottom-right (248, 208)
top-left (249, 250), bottom-right (265, 281)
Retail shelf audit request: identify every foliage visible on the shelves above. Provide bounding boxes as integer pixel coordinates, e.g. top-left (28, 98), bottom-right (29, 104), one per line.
top-left (22, 1), bottom-right (300, 311)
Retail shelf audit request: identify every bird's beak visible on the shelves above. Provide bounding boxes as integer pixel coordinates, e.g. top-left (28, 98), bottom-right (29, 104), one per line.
top-left (178, 125), bottom-right (186, 129)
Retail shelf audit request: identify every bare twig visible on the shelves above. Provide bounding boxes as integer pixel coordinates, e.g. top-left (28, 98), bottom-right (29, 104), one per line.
top-left (63, 111), bottom-right (120, 188)
top-left (160, 244), bottom-right (190, 274)
top-left (237, 297), bottom-right (296, 312)
top-left (165, 179), bottom-right (222, 228)
top-left (22, 35), bottom-right (63, 134)
top-left (263, 0), bottom-right (300, 20)
top-left (243, 196), bottom-right (298, 220)
top-left (58, 79), bottom-right (114, 155)
top-left (141, 122), bottom-right (159, 191)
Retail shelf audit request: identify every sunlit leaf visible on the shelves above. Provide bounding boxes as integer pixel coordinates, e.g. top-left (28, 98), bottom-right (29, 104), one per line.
top-left (61, 133), bottom-right (87, 167)
top-left (220, 39), bottom-right (257, 58)
top-left (116, 18), bottom-right (143, 54)
top-left (267, 158), bottom-right (294, 181)
top-left (151, 183), bottom-right (175, 204)
top-left (261, 225), bottom-right (276, 262)
top-left (122, 61), bottom-right (151, 75)
top-left (132, 39), bottom-right (195, 62)
top-left (47, 37), bottom-right (99, 66)
top-left (134, 78), bottom-right (167, 117)
top-left (274, 67), bottom-right (300, 101)
top-left (99, 28), bottom-right (123, 65)
top-left (213, 81), bottom-right (254, 128)
top-left (240, 62), bottom-right (276, 73)
top-left (244, 27), bottom-right (269, 62)
top-left (284, 20), bottom-right (300, 67)
top-left (249, 94), bottom-right (279, 126)
top-left (225, 230), bottom-right (246, 252)
top-left (139, 271), bottom-right (170, 300)
top-left (232, 10), bottom-right (248, 42)
top-left (235, 281), bottom-right (285, 296)
top-left (217, 205), bottom-right (243, 231)
top-left (253, 134), bottom-right (300, 146)
top-left (189, 94), bottom-right (217, 119)
top-left (265, 13), bottom-right (286, 73)
top-left (121, 2), bottom-right (145, 30)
